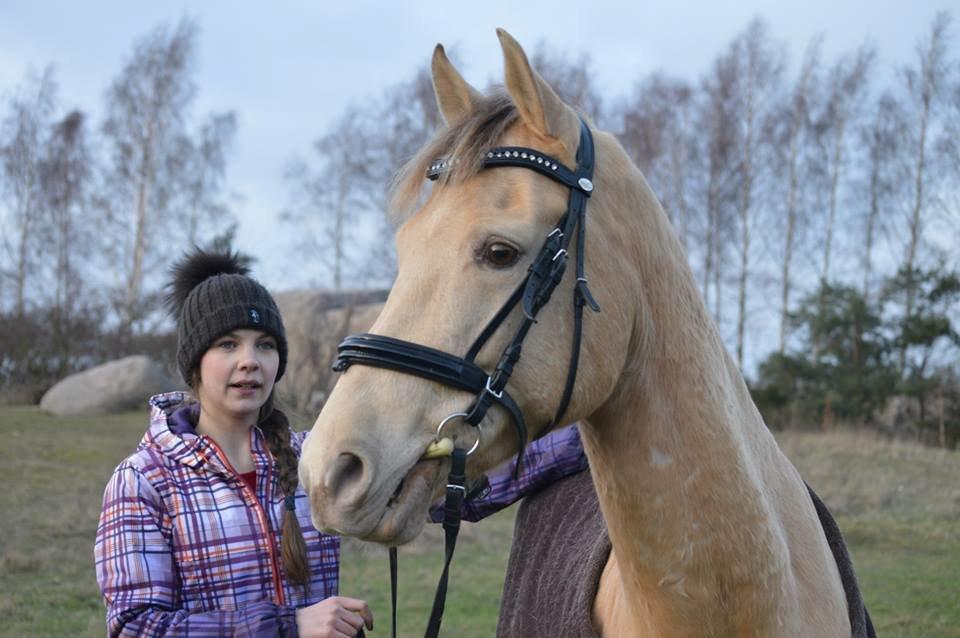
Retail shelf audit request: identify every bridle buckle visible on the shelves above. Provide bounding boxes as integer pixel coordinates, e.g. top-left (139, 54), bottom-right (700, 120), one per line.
top-left (484, 376), bottom-right (503, 400)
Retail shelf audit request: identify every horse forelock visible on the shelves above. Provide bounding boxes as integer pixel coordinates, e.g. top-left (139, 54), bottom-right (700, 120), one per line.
top-left (389, 91), bottom-right (519, 226)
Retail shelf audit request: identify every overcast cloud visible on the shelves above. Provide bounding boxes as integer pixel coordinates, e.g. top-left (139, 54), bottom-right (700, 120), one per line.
top-left (0, 0), bottom-right (950, 289)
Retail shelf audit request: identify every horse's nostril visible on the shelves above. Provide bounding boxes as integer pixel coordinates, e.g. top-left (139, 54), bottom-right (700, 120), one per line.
top-left (322, 452), bottom-right (367, 504)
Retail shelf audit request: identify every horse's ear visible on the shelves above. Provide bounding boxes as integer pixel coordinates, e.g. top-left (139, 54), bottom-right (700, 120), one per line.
top-left (432, 44), bottom-right (482, 127)
top-left (497, 28), bottom-right (579, 146)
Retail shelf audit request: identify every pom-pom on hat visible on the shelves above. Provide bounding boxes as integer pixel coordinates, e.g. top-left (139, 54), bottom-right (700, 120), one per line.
top-left (166, 248), bottom-right (287, 385)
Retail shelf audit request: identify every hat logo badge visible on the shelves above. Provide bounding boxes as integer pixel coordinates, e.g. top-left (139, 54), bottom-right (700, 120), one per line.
top-left (249, 308), bottom-right (261, 324)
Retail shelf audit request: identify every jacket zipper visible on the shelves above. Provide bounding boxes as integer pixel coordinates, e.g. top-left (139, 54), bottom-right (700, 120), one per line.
top-left (204, 437), bottom-right (287, 605)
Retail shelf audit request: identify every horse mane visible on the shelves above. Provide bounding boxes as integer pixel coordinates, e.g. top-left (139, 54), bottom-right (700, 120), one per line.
top-left (389, 90), bottom-right (519, 226)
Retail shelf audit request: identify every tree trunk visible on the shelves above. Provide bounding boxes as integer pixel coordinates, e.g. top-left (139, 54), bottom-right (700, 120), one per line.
top-left (736, 73), bottom-right (755, 370)
top-left (822, 117), bottom-right (845, 285)
top-left (863, 163), bottom-right (879, 304)
top-left (670, 143), bottom-right (690, 254)
top-left (779, 47), bottom-right (816, 352)
top-left (938, 386), bottom-right (946, 449)
top-left (14, 186), bottom-right (34, 319)
top-left (703, 177), bottom-right (716, 306)
top-left (14, 154), bottom-right (40, 318)
top-left (125, 123), bottom-right (155, 333)
top-left (899, 13), bottom-right (948, 375)
top-left (334, 181), bottom-right (346, 292)
top-left (779, 132), bottom-right (800, 353)
top-left (736, 219), bottom-right (749, 368)
top-left (901, 92), bottom-right (929, 373)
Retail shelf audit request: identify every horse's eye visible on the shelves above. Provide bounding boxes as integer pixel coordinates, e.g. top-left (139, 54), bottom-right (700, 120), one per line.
top-left (482, 241), bottom-right (521, 268)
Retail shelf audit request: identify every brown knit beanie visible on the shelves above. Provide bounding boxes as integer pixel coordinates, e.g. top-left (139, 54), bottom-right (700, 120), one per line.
top-left (166, 248), bottom-right (287, 385)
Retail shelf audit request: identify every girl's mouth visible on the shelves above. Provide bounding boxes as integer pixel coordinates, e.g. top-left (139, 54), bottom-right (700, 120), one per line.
top-left (229, 381), bottom-right (262, 395)
top-left (229, 381), bottom-right (262, 389)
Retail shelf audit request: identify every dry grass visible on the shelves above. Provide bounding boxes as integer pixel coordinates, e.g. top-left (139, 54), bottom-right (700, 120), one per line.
top-left (777, 429), bottom-right (960, 637)
top-left (779, 429), bottom-right (960, 520)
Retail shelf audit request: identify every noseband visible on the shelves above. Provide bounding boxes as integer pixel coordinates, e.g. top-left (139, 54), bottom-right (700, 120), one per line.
top-left (331, 118), bottom-right (600, 638)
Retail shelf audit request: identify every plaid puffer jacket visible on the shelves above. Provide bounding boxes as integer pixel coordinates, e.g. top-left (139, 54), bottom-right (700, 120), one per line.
top-left (95, 392), bottom-right (338, 636)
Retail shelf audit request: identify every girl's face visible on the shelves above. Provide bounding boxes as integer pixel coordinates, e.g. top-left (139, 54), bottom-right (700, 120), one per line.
top-left (196, 329), bottom-right (280, 427)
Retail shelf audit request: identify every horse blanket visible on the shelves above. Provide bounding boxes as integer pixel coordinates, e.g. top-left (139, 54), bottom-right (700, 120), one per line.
top-left (497, 469), bottom-right (875, 637)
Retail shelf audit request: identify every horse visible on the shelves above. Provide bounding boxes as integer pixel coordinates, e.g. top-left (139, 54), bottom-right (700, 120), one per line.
top-left (300, 30), bottom-right (867, 637)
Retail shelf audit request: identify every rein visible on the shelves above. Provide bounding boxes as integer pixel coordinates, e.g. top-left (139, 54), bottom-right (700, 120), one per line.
top-left (332, 118), bottom-right (599, 638)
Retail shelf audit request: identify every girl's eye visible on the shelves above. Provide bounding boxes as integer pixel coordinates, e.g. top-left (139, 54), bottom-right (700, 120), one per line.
top-left (217, 340), bottom-right (237, 350)
top-left (258, 340), bottom-right (277, 350)
top-left (481, 241), bottom-right (520, 269)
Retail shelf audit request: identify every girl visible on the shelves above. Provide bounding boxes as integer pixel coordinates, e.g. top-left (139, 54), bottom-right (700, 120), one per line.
top-left (95, 248), bottom-right (587, 637)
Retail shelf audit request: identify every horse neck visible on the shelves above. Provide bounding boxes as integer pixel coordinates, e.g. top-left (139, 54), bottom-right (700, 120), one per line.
top-left (581, 174), bottom-right (792, 634)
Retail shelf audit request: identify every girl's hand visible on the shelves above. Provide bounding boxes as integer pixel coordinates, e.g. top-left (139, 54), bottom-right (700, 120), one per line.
top-left (296, 596), bottom-right (374, 638)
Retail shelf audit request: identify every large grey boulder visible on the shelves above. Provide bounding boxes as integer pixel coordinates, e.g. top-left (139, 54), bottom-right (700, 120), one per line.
top-left (274, 289), bottom-right (387, 416)
top-left (40, 355), bottom-right (175, 416)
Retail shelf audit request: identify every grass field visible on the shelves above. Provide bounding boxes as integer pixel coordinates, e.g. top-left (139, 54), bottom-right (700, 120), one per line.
top-left (1, 405), bottom-right (957, 637)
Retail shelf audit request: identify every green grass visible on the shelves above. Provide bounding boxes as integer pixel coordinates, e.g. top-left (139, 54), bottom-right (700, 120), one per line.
top-left (339, 512), bottom-right (516, 637)
top-left (0, 405), bottom-right (517, 637)
top-left (779, 430), bottom-right (960, 637)
top-left (1, 406), bottom-right (958, 636)
top-left (0, 406), bottom-right (149, 637)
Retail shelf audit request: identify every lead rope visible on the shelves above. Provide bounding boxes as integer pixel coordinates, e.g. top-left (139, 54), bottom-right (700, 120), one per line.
top-left (387, 448), bottom-right (467, 638)
top-left (389, 546), bottom-right (398, 638)
top-left (424, 447), bottom-right (467, 638)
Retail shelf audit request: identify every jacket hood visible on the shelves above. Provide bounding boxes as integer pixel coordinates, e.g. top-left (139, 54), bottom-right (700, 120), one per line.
top-left (142, 392), bottom-right (215, 472)
top-left (141, 391), bottom-right (305, 480)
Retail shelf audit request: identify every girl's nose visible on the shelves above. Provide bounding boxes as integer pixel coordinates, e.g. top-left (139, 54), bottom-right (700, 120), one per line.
top-left (238, 345), bottom-right (261, 370)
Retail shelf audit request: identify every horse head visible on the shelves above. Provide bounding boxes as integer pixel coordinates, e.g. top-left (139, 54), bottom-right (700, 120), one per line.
top-left (299, 30), bottom-right (646, 545)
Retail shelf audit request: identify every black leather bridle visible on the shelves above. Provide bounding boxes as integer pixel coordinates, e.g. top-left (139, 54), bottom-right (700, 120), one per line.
top-left (332, 118), bottom-right (600, 638)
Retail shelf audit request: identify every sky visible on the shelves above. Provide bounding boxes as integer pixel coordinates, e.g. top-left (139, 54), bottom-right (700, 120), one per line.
top-left (0, 0), bottom-right (952, 292)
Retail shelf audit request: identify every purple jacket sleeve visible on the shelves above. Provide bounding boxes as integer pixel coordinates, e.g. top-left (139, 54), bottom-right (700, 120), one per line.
top-left (430, 423), bottom-right (588, 523)
top-left (94, 465), bottom-right (299, 637)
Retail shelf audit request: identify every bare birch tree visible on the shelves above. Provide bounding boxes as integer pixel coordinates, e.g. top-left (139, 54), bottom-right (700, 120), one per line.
top-left (698, 50), bottom-right (740, 327)
top-left (178, 112), bottom-right (237, 246)
top-left (283, 63), bottom-right (444, 291)
top-left (730, 19), bottom-right (784, 368)
top-left (897, 11), bottom-right (954, 372)
top-left (100, 19), bottom-right (197, 333)
top-left (940, 81), bottom-right (960, 269)
top-left (283, 105), bottom-right (375, 290)
top-left (857, 93), bottom-right (903, 304)
top-left (772, 39), bottom-right (822, 352)
top-left (531, 44), bottom-right (605, 124)
top-left (0, 66), bottom-right (57, 317)
top-left (618, 74), bottom-right (697, 252)
top-left (39, 110), bottom-right (94, 375)
top-left (364, 66), bottom-right (442, 284)
top-left (817, 43), bottom-right (875, 286)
